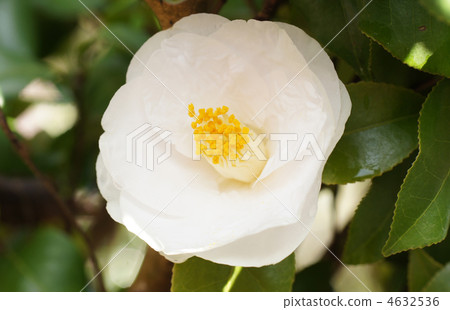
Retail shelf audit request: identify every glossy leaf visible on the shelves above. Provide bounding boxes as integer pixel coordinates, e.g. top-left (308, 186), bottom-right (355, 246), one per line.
top-left (408, 250), bottom-right (443, 291)
top-left (343, 157), bottom-right (413, 264)
top-left (424, 263), bottom-right (450, 292)
top-left (290, 0), bottom-right (371, 79)
top-left (370, 41), bottom-right (434, 89)
top-left (419, 0), bottom-right (450, 25)
top-left (383, 80), bottom-right (450, 256)
top-left (0, 227), bottom-right (88, 291)
top-left (359, 0), bottom-right (450, 77)
top-left (172, 255), bottom-right (295, 292)
top-left (323, 82), bottom-right (424, 184)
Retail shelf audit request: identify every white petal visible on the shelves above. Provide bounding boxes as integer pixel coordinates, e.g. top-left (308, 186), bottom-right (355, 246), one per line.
top-left (325, 81), bottom-right (352, 157)
top-left (207, 20), bottom-right (337, 182)
top-left (195, 222), bottom-right (310, 267)
top-left (101, 100), bottom-right (323, 258)
top-left (276, 22), bottom-right (341, 126)
top-left (173, 13), bottom-right (229, 36)
top-left (294, 188), bottom-right (335, 271)
top-left (126, 13), bottom-right (229, 82)
top-left (98, 15), bottom-right (351, 267)
top-left (163, 167), bottom-right (323, 267)
top-left (145, 31), bottom-right (271, 126)
top-left (96, 155), bottom-right (122, 222)
top-left (126, 29), bottom-right (176, 82)
top-left (210, 20), bottom-right (307, 93)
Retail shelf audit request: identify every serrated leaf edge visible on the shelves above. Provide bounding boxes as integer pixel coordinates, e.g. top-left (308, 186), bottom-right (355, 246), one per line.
top-left (382, 80), bottom-right (450, 257)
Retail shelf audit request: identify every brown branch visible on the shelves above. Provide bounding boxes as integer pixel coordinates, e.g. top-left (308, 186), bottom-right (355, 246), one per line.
top-left (255, 0), bottom-right (286, 20)
top-left (145, 0), bottom-right (227, 30)
top-left (0, 107), bottom-right (106, 292)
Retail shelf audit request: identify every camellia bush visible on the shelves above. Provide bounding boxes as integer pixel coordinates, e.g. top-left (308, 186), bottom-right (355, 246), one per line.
top-left (0, 0), bottom-right (449, 293)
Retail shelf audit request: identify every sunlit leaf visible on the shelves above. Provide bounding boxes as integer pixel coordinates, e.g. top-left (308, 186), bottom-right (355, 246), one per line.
top-left (420, 0), bottom-right (450, 25)
top-left (359, 0), bottom-right (450, 77)
top-left (370, 41), bottom-right (434, 89)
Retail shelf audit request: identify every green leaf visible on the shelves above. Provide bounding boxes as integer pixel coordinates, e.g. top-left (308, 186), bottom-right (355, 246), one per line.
top-left (220, 0), bottom-right (263, 20)
top-left (172, 255), bottom-right (295, 292)
top-left (229, 255), bottom-right (295, 292)
top-left (424, 263), bottom-right (450, 292)
top-left (343, 157), bottom-right (414, 264)
top-left (323, 82), bottom-right (424, 184)
top-left (408, 250), bottom-right (443, 291)
top-left (78, 50), bottom-right (130, 186)
top-left (426, 235), bottom-right (450, 265)
top-left (0, 131), bottom-right (31, 176)
top-left (171, 257), bottom-right (231, 292)
top-left (0, 0), bottom-right (37, 58)
top-left (383, 80), bottom-right (450, 256)
top-left (0, 227), bottom-right (88, 291)
top-left (292, 261), bottom-right (333, 292)
top-left (0, 49), bottom-right (53, 100)
top-left (359, 0), bottom-right (450, 77)
top-left (419, 0), bottom-right (450, 25)
top-left (31, 0), bottom-right (105, 20)
top-left (370, 41), bottom-right (434, 89)
top-left (100, 23), bottom-right (149, 53)
top-left (290, 0), bottom-right (371, 79)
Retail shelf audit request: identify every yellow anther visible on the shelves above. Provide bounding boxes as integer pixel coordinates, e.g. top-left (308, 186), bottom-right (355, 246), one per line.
top-left (188, 104), bottom-right (254, 166)
top-left (224, 126), bottom-right (233, 134)
top-left (188, 103), bottom-right (195, 117)
top-left (212, 156), bottom-right (219, 164)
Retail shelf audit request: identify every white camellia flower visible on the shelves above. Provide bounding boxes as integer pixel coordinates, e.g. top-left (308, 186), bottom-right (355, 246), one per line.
top-left (97, 13), bottom-right (351, 267)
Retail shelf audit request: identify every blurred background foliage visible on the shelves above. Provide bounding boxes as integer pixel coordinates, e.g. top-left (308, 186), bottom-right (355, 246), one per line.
top-left (0, 0), bottom-right (449, 292)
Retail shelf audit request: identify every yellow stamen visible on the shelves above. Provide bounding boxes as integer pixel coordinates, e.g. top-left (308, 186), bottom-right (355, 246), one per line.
top-left (189, 104), bottom-right (253, 165)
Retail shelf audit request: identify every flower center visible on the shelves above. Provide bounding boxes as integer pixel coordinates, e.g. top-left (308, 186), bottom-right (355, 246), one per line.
top-left (189, 104), bottom-right (267, 183)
